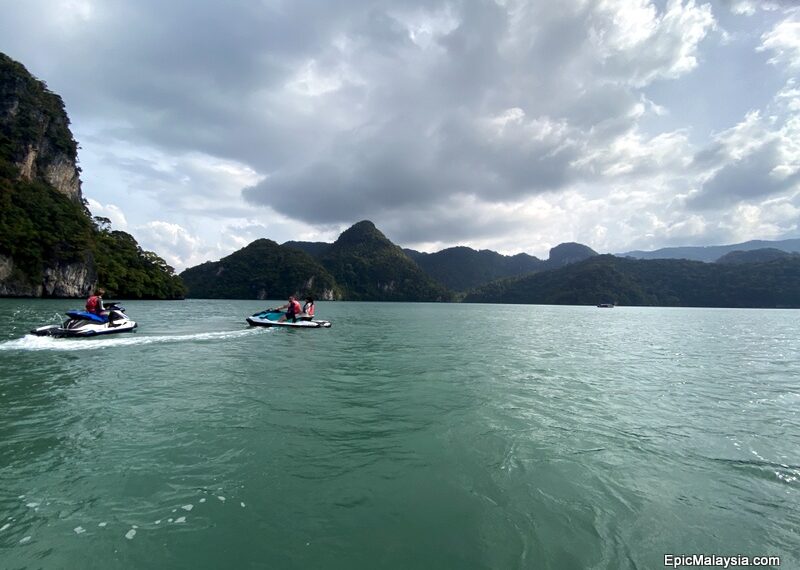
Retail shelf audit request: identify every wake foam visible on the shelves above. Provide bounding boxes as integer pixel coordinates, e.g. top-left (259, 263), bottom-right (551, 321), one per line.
top-left (0, 328), bottom-right (266, 352)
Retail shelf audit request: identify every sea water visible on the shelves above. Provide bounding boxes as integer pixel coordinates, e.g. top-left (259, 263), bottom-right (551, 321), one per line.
top-left (0, 299), bottom-right (797, 569)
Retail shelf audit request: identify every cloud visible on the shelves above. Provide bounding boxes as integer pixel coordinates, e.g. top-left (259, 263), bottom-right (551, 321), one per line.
top-left (86, 198), bottom-right (128, 229)
top-left (688, 106), bottom-right (800, 209)
top-left (724, 0), bottom-right (788, 16)
top-left (134, 221), bottom-right (204, 269)
top-left (2, 0), bottom-right (800, 263)
top-left (587, 0), bottom-right (716, 87)
top-left (758, 9), bottom-right (800, 70)
top-left (235, 0), bottom-right (715, 224)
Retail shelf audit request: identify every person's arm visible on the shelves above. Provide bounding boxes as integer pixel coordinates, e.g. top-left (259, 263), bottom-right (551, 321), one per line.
top-left (98, 297), bottom-right (106, 311)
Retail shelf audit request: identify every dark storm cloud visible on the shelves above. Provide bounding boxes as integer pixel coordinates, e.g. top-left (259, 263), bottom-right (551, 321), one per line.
top-left (689, 140), bottom-right (800, 208)
top-left (379, 201), bottom-right (535, 246)
top-left (4, 0), bottom-right (665, 225)
top-left (15, 0), bottom-right (790, 261)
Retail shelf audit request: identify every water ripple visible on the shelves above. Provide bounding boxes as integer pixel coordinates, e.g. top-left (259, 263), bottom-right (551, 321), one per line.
top-left (0, 300), bottom-right (798, 569)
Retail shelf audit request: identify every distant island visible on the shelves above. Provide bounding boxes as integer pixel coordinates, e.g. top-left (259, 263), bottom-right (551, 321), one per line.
top-left (619, 239), bottom-right (800, 262)
top-left (179, 222), bottom-right (800, 308)
top-left (181, 221), bottom-right (449, 302)
top-left (463, 254), bottom-right (800, 308)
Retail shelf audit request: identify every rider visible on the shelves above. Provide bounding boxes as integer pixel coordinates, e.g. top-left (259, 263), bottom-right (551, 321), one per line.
top-left (86, 288), bottom-right (106, 315)
top-left (276, 295), bottom-right (302, 323)
top-left (86, 287), bottom-right (117, 325)
top-left (300, 297), bottom-right (314, 320)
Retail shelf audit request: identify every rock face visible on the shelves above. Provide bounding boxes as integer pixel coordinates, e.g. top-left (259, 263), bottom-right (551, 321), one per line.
top-left (0, 254), bottom-right (96, 297)
top-left (0, 53), bottom-right (94, 296)
top-left (42, 256), bottom-right (97, 297)
top-left (0, 53), bottom-right (82, 202)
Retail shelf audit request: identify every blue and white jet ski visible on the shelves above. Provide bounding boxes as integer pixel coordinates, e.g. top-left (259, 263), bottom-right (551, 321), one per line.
top-left (31, 303), bottom-right (137, 337)
top-left (246, 308), bottom-right (331, 329)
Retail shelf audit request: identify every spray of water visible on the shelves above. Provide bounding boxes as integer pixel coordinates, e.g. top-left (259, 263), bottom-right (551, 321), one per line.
top-left (0, 328), bottom-right (267, 352)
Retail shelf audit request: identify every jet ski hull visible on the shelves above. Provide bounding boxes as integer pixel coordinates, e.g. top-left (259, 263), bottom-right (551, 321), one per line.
top-left (246, 316), bottom-right (331, 328)
top-left (31, 303), bottom-right (137, 338)
top-left (31, 320), bottom-right (138, 337)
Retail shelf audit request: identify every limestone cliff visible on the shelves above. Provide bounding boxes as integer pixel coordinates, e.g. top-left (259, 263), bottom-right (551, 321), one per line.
top-left (0, 53), bottom-right (82, 202)
top-left (0, 253), bottom-right (96, 297)
top-left (0, 52), bottom-right (185, 299)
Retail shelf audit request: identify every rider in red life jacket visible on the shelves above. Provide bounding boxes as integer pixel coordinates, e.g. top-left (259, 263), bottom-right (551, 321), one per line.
top-left (86, 287), bottom-right (117, 324)
top-left (277, 295), bottom-right (302, 322)
top-left (86, 288), bottom-right (106, 314)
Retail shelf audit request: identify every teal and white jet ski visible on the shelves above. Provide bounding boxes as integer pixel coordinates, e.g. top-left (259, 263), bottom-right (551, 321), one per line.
top-left (246, 308), bottom-right (331, 329)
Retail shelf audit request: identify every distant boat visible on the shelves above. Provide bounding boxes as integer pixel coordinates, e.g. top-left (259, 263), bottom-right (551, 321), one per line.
top-left (597, 303), bottom-right (615, 308)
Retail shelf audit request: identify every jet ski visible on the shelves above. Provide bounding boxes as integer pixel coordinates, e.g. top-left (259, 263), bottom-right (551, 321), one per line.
top-left (246, 308), bottom-right (331, 329)
top-left (31, 303), bottom-right (137, 337)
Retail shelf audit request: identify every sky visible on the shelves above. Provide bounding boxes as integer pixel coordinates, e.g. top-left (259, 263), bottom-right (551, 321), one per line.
top-left (1, 0), bottom-right (799, 269)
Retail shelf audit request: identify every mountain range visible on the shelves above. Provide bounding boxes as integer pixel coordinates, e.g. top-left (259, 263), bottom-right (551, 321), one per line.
top-left (619, 238), bottom-right (800, 262)
top-left (181, 221), bottom-right (450, 301)
top-left (180, 222), bottom-right (800, 308)
top-left (181, 222), bottom-right (604, 301)
top-left (464, 254), bottom-right (800, 308)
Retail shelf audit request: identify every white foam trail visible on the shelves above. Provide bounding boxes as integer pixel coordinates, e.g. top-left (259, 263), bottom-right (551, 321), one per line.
top-left (0, 328), bottom-right (266, 352)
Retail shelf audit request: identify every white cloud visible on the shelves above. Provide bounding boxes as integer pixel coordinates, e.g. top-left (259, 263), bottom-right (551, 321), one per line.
top-left (758, 11), bottom-right (800, 70)
top-left (86, 198), bottom-right (128, 229)
top-left (717, 195), bottom-right (800, 241)
top-left (776, 78), bottom-right (800, 111)
top-left (727, 0), bottom-right (786, 16)
top-left (134, 221), bottom-right (206, 270)
top-left (588, 0), bottom-right (716, 87)
top-left (730, 1), bottom-right (757, 16)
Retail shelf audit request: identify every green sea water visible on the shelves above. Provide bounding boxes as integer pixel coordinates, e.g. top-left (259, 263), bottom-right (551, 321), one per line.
top-left (0, 299), bottom-right (798, 569)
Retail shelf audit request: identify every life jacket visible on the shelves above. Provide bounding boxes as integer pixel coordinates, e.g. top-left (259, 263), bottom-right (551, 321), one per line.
top-left (86, 295), bottom-right (101, 313)
top-left (288, 299), bottom-right (301, 315)
top-left (304, 303), bottom-right (315, 317)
